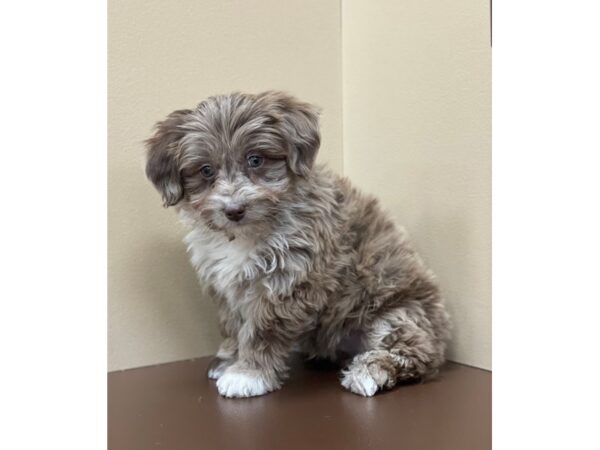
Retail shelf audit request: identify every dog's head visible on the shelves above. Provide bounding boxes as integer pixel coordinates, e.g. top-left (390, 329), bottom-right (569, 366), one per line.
top-left (145, 91), bottom-right (320, 235)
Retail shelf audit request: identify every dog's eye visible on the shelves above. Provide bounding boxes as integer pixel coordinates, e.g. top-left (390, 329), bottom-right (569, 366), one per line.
top-left (247, 155), bottom-right (264, 168)
top-left (200, 165), bottom-right (215, 178)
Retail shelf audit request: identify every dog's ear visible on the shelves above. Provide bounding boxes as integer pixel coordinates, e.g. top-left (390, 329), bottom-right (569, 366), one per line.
top-left (145, 109), bottom-right (191, 207)
top-left (261, 92), bottom-right (321, 177)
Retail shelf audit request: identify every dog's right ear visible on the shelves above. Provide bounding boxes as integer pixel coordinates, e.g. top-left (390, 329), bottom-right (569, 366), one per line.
top-left (145, 109), bottom-right (191, 207)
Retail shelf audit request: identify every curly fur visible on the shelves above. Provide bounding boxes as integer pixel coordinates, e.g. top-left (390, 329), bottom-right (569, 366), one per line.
top-left (145, 91), bottom-right (451, 397)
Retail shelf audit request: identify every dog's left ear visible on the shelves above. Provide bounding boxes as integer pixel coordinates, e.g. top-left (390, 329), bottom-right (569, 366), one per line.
top-left (145, 109), bottom-right (191, 207)
top-left (261, 92), bottom-right (321, 177)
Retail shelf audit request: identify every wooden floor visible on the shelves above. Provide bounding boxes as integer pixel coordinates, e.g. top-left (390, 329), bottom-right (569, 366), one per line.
top-left (108, 356), bottom-right (491, 450)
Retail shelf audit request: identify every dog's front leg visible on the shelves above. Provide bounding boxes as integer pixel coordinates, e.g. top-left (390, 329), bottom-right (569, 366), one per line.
top-left (215, 308), bottom-right (302, 398)
top-left (215, 324), bottom-right (292, 398)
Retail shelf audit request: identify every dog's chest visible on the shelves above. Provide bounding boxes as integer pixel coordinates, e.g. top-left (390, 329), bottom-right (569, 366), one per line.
top-left (185, 229), bottom-right (258, 296)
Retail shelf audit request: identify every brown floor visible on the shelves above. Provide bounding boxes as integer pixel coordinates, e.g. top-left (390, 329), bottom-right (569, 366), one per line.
top-left (108, 356), bottom-right (491, 450)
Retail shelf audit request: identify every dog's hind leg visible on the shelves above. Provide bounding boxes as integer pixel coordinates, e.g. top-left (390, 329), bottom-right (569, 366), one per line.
top-left (340, 309), bottom-right (447, 397)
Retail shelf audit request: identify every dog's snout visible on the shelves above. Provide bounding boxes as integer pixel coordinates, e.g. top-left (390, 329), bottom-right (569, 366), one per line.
top-left (224, 204), bottom-right (246, 222)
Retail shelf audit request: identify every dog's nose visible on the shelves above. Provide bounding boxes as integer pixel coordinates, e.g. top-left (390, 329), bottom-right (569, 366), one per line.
top-left (224, 204), bottom-right (246, 222)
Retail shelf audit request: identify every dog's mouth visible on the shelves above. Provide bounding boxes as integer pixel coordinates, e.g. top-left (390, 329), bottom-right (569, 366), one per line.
top-left (221, 215), bottom-right (275, 242)
top-left (222, 221), bottom-right (262, 242)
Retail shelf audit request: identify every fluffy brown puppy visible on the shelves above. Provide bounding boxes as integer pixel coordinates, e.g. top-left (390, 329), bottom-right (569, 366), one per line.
top-left (145, 91), bottom-right (451, 397)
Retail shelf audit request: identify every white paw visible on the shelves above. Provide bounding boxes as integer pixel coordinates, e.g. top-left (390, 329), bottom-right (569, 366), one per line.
top-left (340, 367), bottom-right (379, 397)
top-left (216, 367), bottom-right (275, 398)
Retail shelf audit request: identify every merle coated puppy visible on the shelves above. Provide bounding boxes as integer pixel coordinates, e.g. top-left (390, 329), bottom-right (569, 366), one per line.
top-left (145, 91), bottom-right (451, 397)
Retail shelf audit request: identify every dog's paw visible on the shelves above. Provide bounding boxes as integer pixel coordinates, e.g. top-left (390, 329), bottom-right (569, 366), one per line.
top-left (340, 366), bottom-right (379, 397)
top-left (207, 357), bottom-right (234, 380)
top-left (216, 366), bottom-right (277, 398)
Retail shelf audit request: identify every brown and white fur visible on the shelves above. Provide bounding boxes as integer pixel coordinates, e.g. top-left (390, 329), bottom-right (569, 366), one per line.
top-left (145, 91), bottom-right (451, 397)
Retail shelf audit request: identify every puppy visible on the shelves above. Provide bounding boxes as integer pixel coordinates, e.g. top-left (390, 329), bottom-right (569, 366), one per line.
top-left (145, 91), bottom-right (451, 397)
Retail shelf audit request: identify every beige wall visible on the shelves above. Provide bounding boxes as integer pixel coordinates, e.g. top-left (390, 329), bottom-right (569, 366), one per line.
top-left (343, 0), bottom-right (491, 369)
top-left (109, 0), bottom-right (490, 371)
top-left (108, 0), bottom-right (343, 371)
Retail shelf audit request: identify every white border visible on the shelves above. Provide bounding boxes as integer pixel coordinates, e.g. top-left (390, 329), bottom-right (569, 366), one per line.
top-left (494, 1), bottom-right (600, 448)
top-left (1, 1), bottom-right (106, 448)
